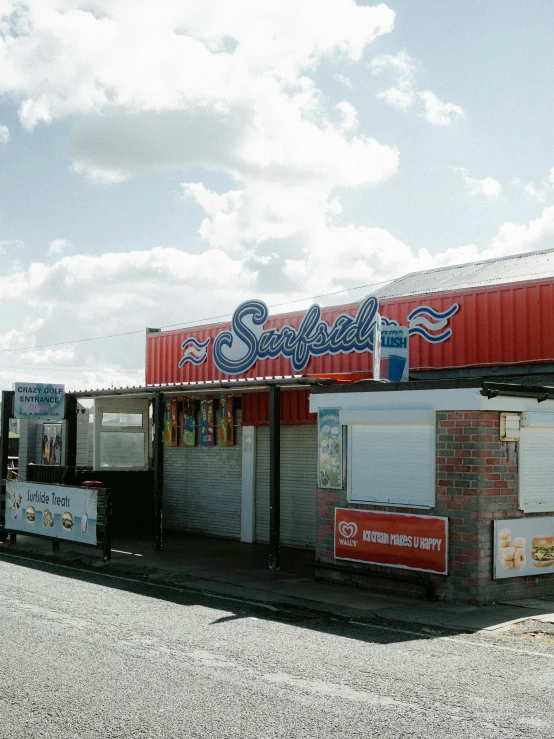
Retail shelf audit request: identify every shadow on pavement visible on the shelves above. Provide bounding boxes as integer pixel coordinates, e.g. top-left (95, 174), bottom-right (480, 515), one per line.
top-left (0, 550), bottom-right (452, 647)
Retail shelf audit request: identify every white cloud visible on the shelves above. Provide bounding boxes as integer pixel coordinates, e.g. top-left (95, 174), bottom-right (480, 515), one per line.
top-left (371, 50), bottom-right (416, 110)
top-left (48, 238), bottom-right (72, 257)
top-left (550, 167), bottom-right (554, 185)
top-left (371, 52), bottom-right (464, 124)
top-left (465, 175), bottom-right (503, 199)
top-left (450, 167), bottom-right (503, 200)
top-left (418, 91), bottom-right (465, 126)
top-left (334, 101), bottom-right (358, 133)
top-left (0, 1), bottom-right (401, 198)
top-left (0, 125), bottom-right (9, 144)
top-left (511, 175), bottom-right (552, 203)
top-left (376, 86), bottom-right (414, 110)
top-left (333, 74), bottom-right (353, 89)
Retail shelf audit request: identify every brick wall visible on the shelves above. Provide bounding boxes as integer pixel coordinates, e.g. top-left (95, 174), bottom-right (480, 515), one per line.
top-left (315, 411), bottom-right (554, 604)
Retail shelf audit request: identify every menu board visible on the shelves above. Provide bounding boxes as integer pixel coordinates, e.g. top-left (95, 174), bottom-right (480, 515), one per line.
top-left (494, 518), bottom-right (554, 579)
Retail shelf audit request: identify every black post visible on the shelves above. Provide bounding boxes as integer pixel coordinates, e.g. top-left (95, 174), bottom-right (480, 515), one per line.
top-left (1, 391), bottom-right (14, 544)
top-left (153, 392), bottom-right (164, 551)
top-left (103, 488), bottom-right (112, 561)
top-left (63, 394), bottom-right (78, 485)
top-left (269, 385), bottom-right (281, 570)
top-left (0, 391), bottom-right (14, 482)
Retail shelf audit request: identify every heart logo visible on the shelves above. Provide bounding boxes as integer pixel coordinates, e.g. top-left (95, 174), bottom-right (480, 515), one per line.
top-left (338, 521), bottom-right (358, 539)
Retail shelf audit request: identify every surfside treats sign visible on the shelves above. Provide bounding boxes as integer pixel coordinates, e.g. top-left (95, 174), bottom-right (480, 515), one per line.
top-left (335, 508), bottom-right (448, 574)
top-left (5, 481), bottom-right (98, 546)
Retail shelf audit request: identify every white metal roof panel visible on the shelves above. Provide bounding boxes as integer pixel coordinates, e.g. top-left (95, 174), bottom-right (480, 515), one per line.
top-left (374, 248), bottom-right (554, 299)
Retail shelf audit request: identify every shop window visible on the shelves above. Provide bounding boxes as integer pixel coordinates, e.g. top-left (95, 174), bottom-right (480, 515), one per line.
top-left (94, 399), bottom-right (149, 471)
top-left (519, 413), bottom-right (554, 512)
top-left (101, 412), bottom-right (143, 428)
top-left (343, 410), bottom-right (435, 508)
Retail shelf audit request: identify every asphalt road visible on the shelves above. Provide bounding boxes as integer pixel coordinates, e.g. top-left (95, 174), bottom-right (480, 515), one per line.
top-left (1, 556), bottom-right (554, 738)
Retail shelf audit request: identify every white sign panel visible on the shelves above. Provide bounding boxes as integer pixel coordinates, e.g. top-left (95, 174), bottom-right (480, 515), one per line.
top-left (13, 382), bottom-right (65, 419)
top-left (494, 518), bottom-right (554, 579)
top-left (5, 481), bottom-right (98, 546)
top-left (380, 326), bottom-right (409, 382)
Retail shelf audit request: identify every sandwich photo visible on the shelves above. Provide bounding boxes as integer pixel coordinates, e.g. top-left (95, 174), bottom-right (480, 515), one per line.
top-left (26, 506), bottom-right (35, 524)
top-left (61, 511), bottom-right (73, 531)
top-left (530, 536), bottom-right (554, 568)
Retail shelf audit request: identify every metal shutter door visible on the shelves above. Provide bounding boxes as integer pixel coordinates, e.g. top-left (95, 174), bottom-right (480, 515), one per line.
top-left (255, 425), bottom-right (317, 548)
top-left (164, 412), bottom-right (243, 538)
top-left (519, 425), bottom-right (554, 512)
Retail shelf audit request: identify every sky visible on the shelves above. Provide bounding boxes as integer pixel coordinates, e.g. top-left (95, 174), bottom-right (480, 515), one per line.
top-left (1, 0), bottom-right (554, 391)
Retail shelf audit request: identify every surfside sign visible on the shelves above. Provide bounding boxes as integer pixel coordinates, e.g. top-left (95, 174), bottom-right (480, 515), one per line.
top-left (175, 296), bottom-right (459, 377)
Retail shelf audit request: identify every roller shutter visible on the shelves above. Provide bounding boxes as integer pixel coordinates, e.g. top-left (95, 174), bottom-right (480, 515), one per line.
top-left (255, 425), bottom-right (317, 548)
top-left (164, 411), bottom-right (243, 538)
top-left (519, 413), bottom-right (554, 513)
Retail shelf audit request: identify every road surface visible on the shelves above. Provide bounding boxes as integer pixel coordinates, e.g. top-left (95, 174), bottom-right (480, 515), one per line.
top-left (1, 556), bottom-right (553, 738)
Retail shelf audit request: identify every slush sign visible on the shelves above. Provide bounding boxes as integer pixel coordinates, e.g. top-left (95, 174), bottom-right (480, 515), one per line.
top-left (13, 383), bottom-right (65, 420)
top-left (380, 326), bottom-right (409, 382)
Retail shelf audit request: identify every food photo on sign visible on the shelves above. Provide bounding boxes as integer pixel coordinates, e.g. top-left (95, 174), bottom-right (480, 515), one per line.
top-left (494, 519), bottom-right (554, 578)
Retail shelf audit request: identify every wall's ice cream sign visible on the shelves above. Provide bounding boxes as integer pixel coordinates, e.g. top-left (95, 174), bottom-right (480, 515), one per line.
top-left (335, 508), bottom-right (448, 574)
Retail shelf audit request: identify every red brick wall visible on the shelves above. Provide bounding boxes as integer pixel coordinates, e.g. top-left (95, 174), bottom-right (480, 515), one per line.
top-left (315, 411), bottom-right (554, 604)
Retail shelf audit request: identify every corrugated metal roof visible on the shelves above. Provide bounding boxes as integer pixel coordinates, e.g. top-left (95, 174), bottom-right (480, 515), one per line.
top-left (374, 248), bottom-right (554, 299)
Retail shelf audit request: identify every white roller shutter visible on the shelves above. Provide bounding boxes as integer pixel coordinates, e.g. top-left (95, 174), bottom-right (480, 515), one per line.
top-left (348, 412), bottom-right (435, 507)
top-left (255, 425), bottom-right (317, 548)
top-left (519, 416), bottom-right (554, 512)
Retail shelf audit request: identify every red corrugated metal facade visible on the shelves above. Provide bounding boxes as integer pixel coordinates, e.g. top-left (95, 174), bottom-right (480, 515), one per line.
top-left (242, 390), bottom-right (315, 426)
top-left (146, 278), bottom-right (554, 385)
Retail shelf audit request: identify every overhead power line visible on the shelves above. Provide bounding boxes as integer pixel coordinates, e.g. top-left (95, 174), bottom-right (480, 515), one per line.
top-left (0, 278), bottom-right (391, 355)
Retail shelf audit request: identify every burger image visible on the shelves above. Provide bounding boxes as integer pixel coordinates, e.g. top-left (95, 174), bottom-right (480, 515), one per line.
top-left (61, 511), bottom-right (73, 531)
top-left (530, 536), bottom-right (554, 568)
top-left (26, 506), bottom-right (35, 524)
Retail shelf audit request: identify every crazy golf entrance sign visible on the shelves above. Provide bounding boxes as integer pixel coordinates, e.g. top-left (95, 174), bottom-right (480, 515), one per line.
top-left (13, 382), bottom-right (65, 420)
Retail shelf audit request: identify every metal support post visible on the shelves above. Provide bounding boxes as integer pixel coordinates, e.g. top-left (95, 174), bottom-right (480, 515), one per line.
top-left (1, 391), bottom-right (14, 544)
top-left (269, 385), bottom-right (281, 570)
top-left (63, 394), bottom-right (78, 485)
top-left (153, 392), bottom-right (164, 551)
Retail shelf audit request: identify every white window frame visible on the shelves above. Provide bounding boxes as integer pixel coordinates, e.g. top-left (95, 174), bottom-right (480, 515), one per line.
top-left (519, 412), bottom-right (554, 513)
top-left (94, 398), bottom-right (149, 471)
top-left (343, 410), bottom-right (436, 509)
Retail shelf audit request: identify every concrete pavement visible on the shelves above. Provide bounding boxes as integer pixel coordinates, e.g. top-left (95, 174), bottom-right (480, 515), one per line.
top-left (2, 531), bottom-right (554, 634)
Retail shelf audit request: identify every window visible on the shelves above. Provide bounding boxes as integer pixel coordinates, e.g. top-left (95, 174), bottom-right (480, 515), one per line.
top-left (519, 413), bottom-right (554, 512)
top-left (94, 399), bottom-right (149, 470)
top-left (342, 410), bottom-right (435, 508)
top-left (101, 412), bottom-right (143, 428)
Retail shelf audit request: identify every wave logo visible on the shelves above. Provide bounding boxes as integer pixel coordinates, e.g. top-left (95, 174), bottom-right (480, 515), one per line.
top-left (338, 521), bottom-right (358, 539)
top-left (407, 304), bottom-right (459, 343)
top-left (178, 337), bottom-right (211, 368)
